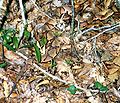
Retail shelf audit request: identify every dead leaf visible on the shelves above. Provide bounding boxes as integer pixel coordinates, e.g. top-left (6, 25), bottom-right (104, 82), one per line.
top-left (108, 36), bottom-right (120, 44)
top-left (108, 65), bottom-right (120, 81)
top-left (56, 96), bottom-right (65, 103)
top-left (104, 0), bottom-right (112, 8)
top-left (99, 9), bottom-right (109, 15)
top-left (10, 92), bottom-right (18, 98)
top-left (110, 51), bottom-right (120, 57)
top-left (108, 72), bottom-right (119, 82)
top-left (35, 80), bottom-right (49, 90)
top-left (4, 47), bottom-right (25, 65)
top-left (108, 67), bottom-right (119, 75)
top-left (57, 60), bottom-right (76, 84)
top-left (113, 56), bottom-right (120, 66)
top-left (101, 51), bottom-right (113, 61)
top-left (3, 80), bottom-right (9, 97)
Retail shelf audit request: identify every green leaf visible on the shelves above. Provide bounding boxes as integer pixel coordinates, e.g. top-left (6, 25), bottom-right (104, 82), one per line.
top-left (99, 86), bottom-right (108, 92)
top-left (40, 37), bottom-right (47, 47)
top-left (3, 43), bottom-right (15, 51)
top-left (0, 62), bottom-right (7, 68)
top-left (51, 59), bottom-right (57, 68)
top-left (6, 28), bottom-right (15, 34)
top-left (33, 43), bottom-right (41, 63)
top-left (2, 28), bottom-right (15, 36)
top-left (54, 31), bottom-right (62, 36)
top-left (13, 36), bottom-right (19, 49)
top-left (94, 81), bottom-right (108, 92)
top-left (94, 81), bottom-right (103, 89)
top-left (3, 34), bottom-right (12, 44)
top-left (24, 29), bottom-right (31, 40)
top-left (65, 59), bottom-right (73, 65)
top-left (67, 85), bottom-right (78, 95)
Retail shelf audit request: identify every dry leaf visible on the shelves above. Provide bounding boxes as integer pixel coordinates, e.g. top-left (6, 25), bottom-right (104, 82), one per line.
top-left (108, 72), bottom-right (119, 82)
top-left (35, 80), bottom-right (49, 90)
top-left (110, 51), bottom-right (120, 57)
top-left (57, 60), bottom-right (76, 83)
top-left (108, 68), bottom-right (119, 75)
top-left (108, 36), bottom-right (120, 44)
top-left (99, 9), bottom-right (109, 15)
top-left (107, 65), bottom-right (120, 81)
top-left (104, 0), bottom-right (112, 8)
top-left (10, 92), bottom-right (18, 98)
top-left (3, 80), bottom-right (9, 97)
top-left (101, 51), bottom-right (113, 61)
top-left (4, 47), bottom-right (25, 65)
top-left (113, 56), bottom-right (120, 66)
top-left (56, 96), bottom-right (65, 103)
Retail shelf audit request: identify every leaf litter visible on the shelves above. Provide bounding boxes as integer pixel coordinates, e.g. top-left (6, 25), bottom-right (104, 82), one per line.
top-left (0, 0), bottom-right (120, 102)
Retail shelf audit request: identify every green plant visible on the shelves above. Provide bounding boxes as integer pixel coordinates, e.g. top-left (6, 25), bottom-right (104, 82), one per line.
top-left (65, 59), bottom-right (73, 65)
top-left (33, 43), bottom-right (41, 63)
top-left (94, 81), bottom-right (108, 92)
top-left (0, 62), bottom-right (7, 68)
top-left (0, 28), bottom-right (19, 51)
top-left (67, 85), bottom-right (78, 95)
top-left (24, 29), bottom-right (31, 40)
top-left (40, 36), bottom-right (47, 47)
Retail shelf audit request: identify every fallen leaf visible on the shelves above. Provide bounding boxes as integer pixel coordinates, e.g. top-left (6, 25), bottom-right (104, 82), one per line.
top-left (108, 67), bottom-right (119, 75)
top-left (10, 92), bottom-right (18, 98)
top-left (56, 96), bottom-right (65, 103)
top-left (113, 56), bottom-right (120, 66)
top-left (108, 36), bottom-right (120, 44)
top-left (104, 0), bottom-right (112, 8)
top-left (35, 80), bottom-right (49, 90)
top-left (4, 47), bottom-right (25, 65)
top-left (3, 80), bottom-right (9, 97)
top-left (108, 72), bottom-right (119, 82)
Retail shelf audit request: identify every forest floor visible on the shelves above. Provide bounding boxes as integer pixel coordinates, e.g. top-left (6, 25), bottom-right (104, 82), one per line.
top-left (0, 0), bottom-right (120, 103)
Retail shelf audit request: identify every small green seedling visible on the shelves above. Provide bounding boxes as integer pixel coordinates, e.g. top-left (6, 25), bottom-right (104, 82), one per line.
top-left (65, 59), bottom-right (73, 65)
top-left (67, 85), bottom-right (78, 95)
top-left (24, 29), bottom-right (31, 40)
top-left (40, 36), bottom-right (47, 47)
top-left (94, 81), bottom-right (108, 92)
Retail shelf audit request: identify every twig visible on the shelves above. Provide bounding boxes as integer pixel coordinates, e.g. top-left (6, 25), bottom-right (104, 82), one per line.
top-left (71, 0), bottom-right (75, 34)
top-left (16, 51), bottom-right (87, 92)
top-left (76, 23), bottom-right (119, 41)
top-left (18, 0), bottom-right (26, 43)
top-left (80, 23), bottom-right (120, 43)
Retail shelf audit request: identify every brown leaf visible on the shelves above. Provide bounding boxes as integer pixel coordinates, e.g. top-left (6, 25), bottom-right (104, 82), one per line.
top-left (4, 47), bottom-right (25, 65)
top-left (3, 80), bottom-right (9, 97)
top-left (56, 96), bottom-right (65, 103)
top-left (113, 56), bottom-right (120, 66)
top-left (108, 72), bottom-right (119, 82)
top-left (104, 0), bottom-right (112, 8)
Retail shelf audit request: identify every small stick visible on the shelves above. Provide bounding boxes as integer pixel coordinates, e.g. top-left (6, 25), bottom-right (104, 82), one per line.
top-left (18, 0), bottom-right (27, 45)
top-left (80, 23), bottom-right (120, 43)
